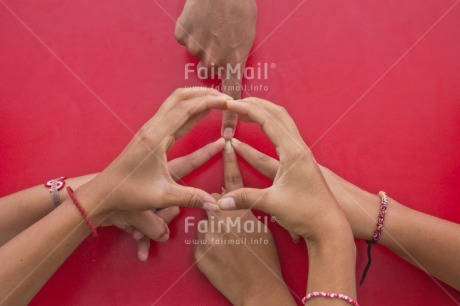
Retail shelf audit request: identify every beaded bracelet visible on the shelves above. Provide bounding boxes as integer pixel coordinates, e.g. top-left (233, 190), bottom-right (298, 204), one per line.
top-left (66, 186), bottom-right (98, 238)
top-left (302, 292), bottom-right (360, 306)
top-left (360, 191), bottom-right (388, 285)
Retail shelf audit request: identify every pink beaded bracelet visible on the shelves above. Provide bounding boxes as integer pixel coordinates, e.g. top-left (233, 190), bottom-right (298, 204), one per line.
top-left (360, 191), bottom-right (389, 285)
top-left (302, 291), bottom-right (360, 306)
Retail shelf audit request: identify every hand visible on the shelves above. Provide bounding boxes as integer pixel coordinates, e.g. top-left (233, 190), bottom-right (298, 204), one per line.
top-left (102, 139), bottom-right (225, 261)
top-left (225, 138), bottom-right (380, 240)
top-left (216, 98), bottom-right (351, 243)
top-left (195, 140), bottom-right (295, 305)
top-left (80, 88), bottom-right (230, 216)
top-left (175, 0), bottom-right (258, 138)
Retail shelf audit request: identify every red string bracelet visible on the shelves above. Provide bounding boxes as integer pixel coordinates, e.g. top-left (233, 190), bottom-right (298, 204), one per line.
top-left (66, 186), bottom-right (98, 238)
top-left (360, 191), bottom-right (388, 285)
top-left (302, 292), bottom-right (359, 306)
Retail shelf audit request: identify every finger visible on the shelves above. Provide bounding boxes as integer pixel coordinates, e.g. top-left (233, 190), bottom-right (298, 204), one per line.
top-left (222, 111), bottom-right (238, 140)
top-left (145, 87), bottom-right (230, 135)
top-left (226, 98), bottom-right (306, 157)
top-left (230, 138), bottom-right (278, 179)
top-left (166, 94), bottom-right (230, 143)
top-left (197, 60), bottom-right (220, 78)
top-left (168, 138), bottom-right (225, 180)
top-left (169, 87), bottom-right (226, 104)
top-left (126, 211), bottom-right (170, 242)
top-left (137, 236), bottom-right (150, 262)
top-left (132, 229), bottom-right (145, 241)
top-left (161, 183), bottom-right (220, 212)
top-left (174, 110), bottom-right (211, 140)
top-left (223, 140), bottom-right (244, 191)
top-left (155, 206), bottom-right (180, 224)
top-left (205, 193), bottom-right (222, 219)
top-left (217, 187), bottom-right (276, 213)
top-left (221, 75), bottom-right (241, 139)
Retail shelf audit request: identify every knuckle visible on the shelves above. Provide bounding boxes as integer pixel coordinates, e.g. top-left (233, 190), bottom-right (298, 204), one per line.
top-left (257, 152), bottom-right (270, 163)
top-left (186, 191), bottom-right (202, 209)
top-left (137, 125), bottom-right (159, 146)
top-left (225, 173), bottom-right (242, 186)
top-left (173, 88), bottom-right (187, 99)
top-left (174, 25), bottom-right (186, 45)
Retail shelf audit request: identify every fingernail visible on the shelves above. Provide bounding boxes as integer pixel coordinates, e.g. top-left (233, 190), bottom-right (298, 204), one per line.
top-left (223, 127), bottom-right (233, 140)
top-left (159, 232), bottom-right (169, 242)
top-left (231, 138), bottom-right (241, 144)
top-left (139, 251), bottom-right (148, 262)
top-left (218, 197), bottom-right (236, 210)
top-left (203, 202), bottom-right (220, 212)
top-left (224, 140), bottom-right (233, 154)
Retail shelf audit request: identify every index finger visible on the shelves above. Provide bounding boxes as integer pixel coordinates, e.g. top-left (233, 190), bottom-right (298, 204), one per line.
top-left (230, 138), bottom-right (278, 179)
top-left (223, 140), bottom-right (244, 192)
top-left (226, 98), bottom-right (307, 158)
top-left (221, 75), bottom-right (241, 139)
top-left (143, 93), bottom-right (230, 147)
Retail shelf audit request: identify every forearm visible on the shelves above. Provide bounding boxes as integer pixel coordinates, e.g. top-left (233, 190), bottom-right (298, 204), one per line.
top-left (305, 224), bottom-right (357, 305)
top-left (323, 167), bottom-right (460, 290)
top-left (0, 181), bottom-right (111, 305)
top-left (379, 199), bottom-right (460, 290)
top-left (0, 174), bottom-right (97, 246)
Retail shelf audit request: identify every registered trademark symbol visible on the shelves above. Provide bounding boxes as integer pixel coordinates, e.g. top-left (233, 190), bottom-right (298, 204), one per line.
top-left (270, 63), bottom-right (277, 69)
top-left (270, 216), bottom-right (277, 222)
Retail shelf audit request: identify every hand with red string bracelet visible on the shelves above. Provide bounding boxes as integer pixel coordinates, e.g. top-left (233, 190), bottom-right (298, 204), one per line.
top-left (0, 88), bottom-right (232, 305)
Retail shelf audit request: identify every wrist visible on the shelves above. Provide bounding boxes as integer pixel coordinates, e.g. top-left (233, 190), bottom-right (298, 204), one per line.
top-left (302, 202), bottom-right (352, 244)
top-left (71, 177), bottom-right (116, 226)
top-left (239, 284), bottom-right (295, 306)
top-left (305, 224), bottom-right (357, 301)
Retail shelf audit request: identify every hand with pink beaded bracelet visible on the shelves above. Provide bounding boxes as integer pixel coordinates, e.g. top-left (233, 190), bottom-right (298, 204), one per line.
top-left (215, 97), bottom-right (359, 303)
top-left (226, 138), bottom-right (460, 292)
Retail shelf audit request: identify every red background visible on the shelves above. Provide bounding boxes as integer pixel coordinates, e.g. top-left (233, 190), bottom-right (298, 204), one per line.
top-left (1, 0), bottom-right (460, 305)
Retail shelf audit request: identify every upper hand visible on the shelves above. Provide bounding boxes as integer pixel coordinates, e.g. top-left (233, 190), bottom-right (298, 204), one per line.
top-left (227, 138), bottom-right (380, 240)
top-left (175, 0), bottom-right (258, 138)
top-left (216, 98), bottom-right (350, 242)
top-left (102, 138), bottom-right (225, 261)
top-left (85, 88), bottom-right (230, 215)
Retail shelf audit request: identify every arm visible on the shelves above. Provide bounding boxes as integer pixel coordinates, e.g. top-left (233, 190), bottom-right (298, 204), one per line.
top-left (216, 98), bottom-right (358, 305)
top-left (0, 88), bottom-right (229, 304)
top-left (230, 138), bottom-right (460, 291)
top-left (0, 174), bottom-right (96, 246)
top-left (175, 0), bottom-right (258, 138)
top-left (195, 140), bottom-right (295, 306)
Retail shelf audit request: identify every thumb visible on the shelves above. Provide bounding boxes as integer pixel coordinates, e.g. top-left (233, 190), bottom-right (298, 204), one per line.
top-left (217, 187), bottom-right (272, 212)
top-left (161, 183), bottom-right (219, 212)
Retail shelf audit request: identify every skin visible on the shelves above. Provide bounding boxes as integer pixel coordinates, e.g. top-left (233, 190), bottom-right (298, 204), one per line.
top-left (195, 140), bottom-right (295, 306)
top-left (228, 138), bottom-right (460, 291)
top-left (0, 139), bottom-right (225, 262)
top-left (217, 97), bottom-right (358, 305)
top-left (0, 88), bottom-right (230, 305)
top-left (175, 0), bottom-right (258, 139)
